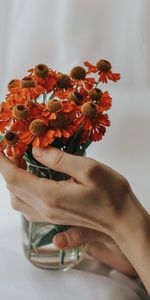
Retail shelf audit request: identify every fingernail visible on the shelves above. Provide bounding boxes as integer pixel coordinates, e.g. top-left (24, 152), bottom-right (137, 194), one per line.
top-left (54, 233), bottom-right (68, 249)
top-left (32, 147), bottom-right (43, 158)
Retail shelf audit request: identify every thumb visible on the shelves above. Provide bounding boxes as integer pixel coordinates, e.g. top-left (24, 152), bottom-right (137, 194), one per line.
top-left (53, 227), bottom-right (110, 250)
top-left (32, 146), bottom-right (90, 180)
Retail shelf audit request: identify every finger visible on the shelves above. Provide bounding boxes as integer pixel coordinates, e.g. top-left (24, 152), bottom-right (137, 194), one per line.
top-left (10, 193), bottom-right (59, 223)
top-left (23, 213), bottom-right (44, 222)
top-left (9, 187), bottom-right (79, 225)
top-left (10, 193), bottom-right (43, 219)
top-left (32, 146), bottom-right (94, 181)
top-left (0, 152), bottom-right (58, 206)
top-left (0, 152), bottom-right (36, 189)
top-left (53, 227), bottom-right (110, 249)
top-left (10, 185), bottom-right (99, 228)
top-left (9, 183), bottom-right (47, 212)
top-left (85, 242), bottom-right (137, 277)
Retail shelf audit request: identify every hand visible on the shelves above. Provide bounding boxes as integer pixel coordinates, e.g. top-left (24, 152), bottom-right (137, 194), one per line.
top-left (6, 155), bottom-right (137, 278)
top-left (5, 155), bottom-right (137, 277)
top-left (0, 146), bottom-right (135, 237)
top-left (53, 226), bottom-right (137, 277)
top-left (0, 147), bottom-right (150, 293)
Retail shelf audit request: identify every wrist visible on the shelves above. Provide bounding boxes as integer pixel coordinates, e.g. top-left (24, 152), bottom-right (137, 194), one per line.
top-left (113, 188), bottom-right (150, 245)
top-left (112, 189), bottom-right (150, 293)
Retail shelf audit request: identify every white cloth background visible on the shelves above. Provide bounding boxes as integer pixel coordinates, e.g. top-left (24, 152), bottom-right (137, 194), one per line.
top-left (0, 0), bottom-right (150, 299)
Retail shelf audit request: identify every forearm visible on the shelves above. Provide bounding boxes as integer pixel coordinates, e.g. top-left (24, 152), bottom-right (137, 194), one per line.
top-left (114, 192), bottom-right (150, 294)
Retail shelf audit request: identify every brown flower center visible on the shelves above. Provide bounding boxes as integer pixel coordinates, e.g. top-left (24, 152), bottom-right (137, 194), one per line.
top-left (34, 64), bottom-right (49, 78)
top-left (81, 102), bottom-right (98, 118)
top-left (47, 99), bottom-right (63, 112)
top-left (96, 60), bottom-right (112, 72)
top-left (57, 74), bottom-right (71, 89)
top-left (89, 88), bottom-right (102, 101)
top-left (70, 66), bottom-right (86, 80)
top-left (4, 131), bottom-right (18, 145)
top-left (21, 77), bottom-right (36, 88)
top-left (8, 79), bottom-right (19, 91)
top-left (29, 119), bottom-right (47, 135)
top-left (49, 113), bottom-right (67, 129)
top-left (69, 91), bottom-right (83, 105)
top-left (12, 104), bottom-right (29, 120)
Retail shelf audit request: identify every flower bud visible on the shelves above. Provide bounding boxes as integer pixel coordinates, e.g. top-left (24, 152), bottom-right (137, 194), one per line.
top-left (96, 60), bottom-right (112, 72)
top-left (29, 119), bottom-right (47, 135)
top-left (21, 77), bottom-right (35, 88)
top-left (70, 66), bottom-right (86, 80)
top-left (4, 131), bottom-right (18, 145)
top-left (34, 64), bottom-right (49, 78)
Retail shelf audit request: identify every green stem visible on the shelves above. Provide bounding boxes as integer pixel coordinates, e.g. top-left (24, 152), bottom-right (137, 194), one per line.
top-left (75, 248), bottom-right (80, 261)
top-left (60, 250), bottom-right (65, 265)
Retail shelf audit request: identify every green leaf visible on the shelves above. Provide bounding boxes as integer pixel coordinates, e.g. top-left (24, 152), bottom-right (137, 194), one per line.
top-left (32, 225), bottom-right (71, 248)
top-left (32, 228), bottom-right (58, 248)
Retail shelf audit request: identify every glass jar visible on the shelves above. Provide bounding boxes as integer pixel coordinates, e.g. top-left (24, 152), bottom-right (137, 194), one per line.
top-left (22, 162), bottom-right (84, 270)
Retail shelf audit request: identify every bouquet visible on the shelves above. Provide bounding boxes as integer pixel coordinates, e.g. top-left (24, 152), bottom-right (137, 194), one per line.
top-left (0, 59), bottom-right (120, 270)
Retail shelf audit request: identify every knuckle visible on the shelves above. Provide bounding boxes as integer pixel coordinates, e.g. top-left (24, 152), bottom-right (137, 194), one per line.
top-left (68, 228), bottom-right (86, 246)
top-left (7, 183), bottom-right (14, 193)
top-left (84, 161), bottom-right (101, 181)
top-left (119, 177), bottom-right (130, 195)
top-left (74, 228), bottom-right (85, 244)
top-left (23, 214), bottom-right (34, 222)
top-left (11, 198), bottom-right (20, 211)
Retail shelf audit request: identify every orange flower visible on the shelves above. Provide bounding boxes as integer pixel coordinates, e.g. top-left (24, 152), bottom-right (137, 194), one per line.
top-left (20, 119), bottom-right (55, 147)
top-left (0, 131), bottom-right (27, 158)
top-left (74, 101), bottom-right (110, 142)
top-left (69, 66), bottom-right (95, 90)
top-left (97, 91), bottom-right (112, 112)
top-left (7, 77), bottom-right (46, 101)
top-left (84, 60), bottom-right (121, 83)
top-left (6, 91), bottom-right (29, 107)
top-left (21, 77), bottom-right (46, 99)
top-left (42, 99), bottom-right (77, 121)
top-left (0, 60), bottom-right (120, 154)
top-left (81, 125), bottom-right (106, 142)
top-left (7, 79), bottom-right (21, 93)
top-left (0, 100), bottom-right (46, 136)
top-left (0, 100), bottom-right (45, 134)
top-left (0, 102), bottom-right (12, 133)
top-left (28, 64), bottom-right (58, 93)
top-left (48, 112), bottom-right (78, 139)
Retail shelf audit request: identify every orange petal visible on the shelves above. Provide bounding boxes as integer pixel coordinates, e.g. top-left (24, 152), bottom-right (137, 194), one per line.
top-left (32, 136), bottom-right (40, 147)
top-left (62, 130), bottom-right (70, 139)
